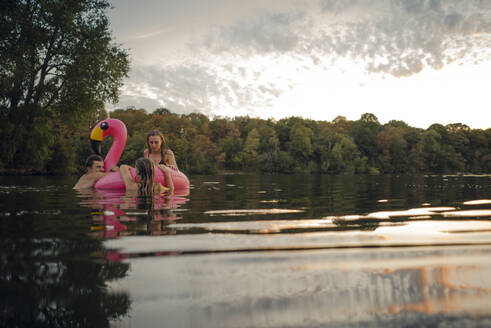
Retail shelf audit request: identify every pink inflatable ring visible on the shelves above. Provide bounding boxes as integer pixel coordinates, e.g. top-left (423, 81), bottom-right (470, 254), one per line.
top-left (89, 118), bottom-right (190, 191)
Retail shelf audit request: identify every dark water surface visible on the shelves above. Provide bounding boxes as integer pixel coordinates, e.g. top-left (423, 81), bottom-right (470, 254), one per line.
top-left (1, 174), bottom-right (491, 327)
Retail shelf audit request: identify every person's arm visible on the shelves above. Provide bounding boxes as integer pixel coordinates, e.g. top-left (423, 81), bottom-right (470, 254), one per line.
top-left (73, 171), bottom-right (109, 190)
top-left (110, 165), bottom-right (119, 172)
top-left (164, 149), bottom-right (179, 170)
top-left (159, 165), bottom-right (174, 196)
top-left (143, 148), bottom-right (149, 158)
top-left (120, 164), bottom-right (138, 191)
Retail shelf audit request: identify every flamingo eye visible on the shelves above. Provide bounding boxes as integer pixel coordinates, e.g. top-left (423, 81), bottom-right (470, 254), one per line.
top-left (100, 122), bottom-right (109, 130)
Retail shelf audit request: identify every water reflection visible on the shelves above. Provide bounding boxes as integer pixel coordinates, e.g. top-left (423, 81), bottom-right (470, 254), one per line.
top-left (114, 246), bottom-right (491, 328)
top-left (0, 189), bottom-right (131, 326)
top-left (76, 188), bottom-right (190, 240)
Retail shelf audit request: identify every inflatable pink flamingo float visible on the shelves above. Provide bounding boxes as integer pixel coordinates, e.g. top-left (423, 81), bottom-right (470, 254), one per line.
top-left (89, 118), bottom-right (190, 191)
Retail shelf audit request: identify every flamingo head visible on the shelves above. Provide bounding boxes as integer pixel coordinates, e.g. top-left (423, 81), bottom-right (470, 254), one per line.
top-left (90, 119), bottom-right (128, 167)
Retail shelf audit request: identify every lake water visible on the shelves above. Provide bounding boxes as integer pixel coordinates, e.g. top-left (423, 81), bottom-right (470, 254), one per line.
top-left (1, 174), bottom-right (491, 327)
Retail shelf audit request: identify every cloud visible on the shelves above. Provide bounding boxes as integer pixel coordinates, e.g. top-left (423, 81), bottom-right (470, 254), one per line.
top-left (134, 30), bottom-right (165, 40)
top-left (115, 61), bottom-right (287, 116)
top-left (313, 0), bottom-right (491, 76)
top-left (206, 13), bottom-right (304, 55)
top-left (194, 0), bottom-right (490, 77)
top-left (114, 95), bottom-right (162, 111)
top-left (124, 64), bottom-right (221, 114)
top-left (319, 0), bottom-right (360, 13)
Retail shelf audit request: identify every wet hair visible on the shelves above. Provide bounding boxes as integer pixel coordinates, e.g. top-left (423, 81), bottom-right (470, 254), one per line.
top-left (86, 154), bottom-right (104, 168)
top-left (146, 130), bottom-right (168, 160)
top-left (135, 157), bottom-right (156, 196)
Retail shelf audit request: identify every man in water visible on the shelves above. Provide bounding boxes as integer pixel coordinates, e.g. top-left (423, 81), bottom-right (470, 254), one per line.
top-left (73, 154), bottom-right (119, 189)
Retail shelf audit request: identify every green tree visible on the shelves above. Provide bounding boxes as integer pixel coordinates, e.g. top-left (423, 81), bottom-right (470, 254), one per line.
top-left (154, 107), bottom-right (172, 115)
top-left (446, 123), bottom-right (471, 170)
top-left (468, 129), bottom-right (490, 172)
top-left (187, 112), bottom-right (211, 136)
top-left (420, 129), bottom-right (443, 172)
top-left (0, 0), bottom-right (129, 170)
top-left (189, 134), bottom-right (219, 173)
top-left (211, 120), bottom-right (243, 170)
top-left (111, 108), bottom-right (149, 136)
top-left (288, 123), bottom-right (313, 164)
top-left (258, 125), bottom-right (280, 172)
top-left (243, 128), bottom-right (261, 170)
top-left (376, 125), bottom-right (408, 173)
top-left (329, 136), bottom-right (361, 174)
top-left (119, 134), bottom-right (146, 165)
top-left (311, 122), bottom-right (339, 173)
top-left (350, 113), bottom-right (382, 171)
top-left (418, 127), bottom-right (463, 173)
top-left (331, 115), bottom-right (352, 133)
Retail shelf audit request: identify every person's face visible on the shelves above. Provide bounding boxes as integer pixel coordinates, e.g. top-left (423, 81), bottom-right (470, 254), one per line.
top-left (88, 160), bottom-right (104, 173)
top-left (148, 136), bottom-right (162, 152)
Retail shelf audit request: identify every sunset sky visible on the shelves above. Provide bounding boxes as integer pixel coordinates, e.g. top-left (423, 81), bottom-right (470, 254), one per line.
top-left (107, 0), bottom-right (491, 129)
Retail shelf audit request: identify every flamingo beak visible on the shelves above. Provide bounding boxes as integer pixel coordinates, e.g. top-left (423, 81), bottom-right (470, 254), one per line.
top-left (91, 139), bottom-right (101, 156)
top-left (90, 126), bottom-right (104, 155)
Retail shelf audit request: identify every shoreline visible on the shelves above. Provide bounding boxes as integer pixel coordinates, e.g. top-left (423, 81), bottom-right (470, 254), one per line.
top-left (1, 168), bottom-right (489, 177)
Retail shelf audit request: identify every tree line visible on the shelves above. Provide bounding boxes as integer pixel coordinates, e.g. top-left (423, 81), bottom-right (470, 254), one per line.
top-left (15, 107), bottom-right (485, 176)
top-left (1, 104), bottom-right (490, 176)
top-left (109, 109), bottom-right (491, 175)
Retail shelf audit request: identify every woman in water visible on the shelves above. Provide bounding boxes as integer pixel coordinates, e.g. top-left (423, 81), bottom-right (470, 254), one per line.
top-left (143, 130), bottom-right (178, 170)
top-left (120, 157), bottom-right (174, 196)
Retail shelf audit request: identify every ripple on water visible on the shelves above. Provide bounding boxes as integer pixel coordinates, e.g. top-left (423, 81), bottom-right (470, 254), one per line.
top-left (204, 208), bottom-right (304, 216)
top-left (66, 175), bottom-right (491, 261)
top-left (463, 199), bottom-right (491, 205)
top-left (0, 185), bottom-right (57, 194)
top-left (0, 209), bottom-right (62, 217)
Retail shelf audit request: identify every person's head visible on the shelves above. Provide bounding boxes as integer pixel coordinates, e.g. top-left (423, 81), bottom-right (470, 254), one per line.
top-left (146, 130), bottom-right (167, 154)
top-left (135, 157), bottom-right (155, 196)
top-left (86, 154), bottom-right (104, 173)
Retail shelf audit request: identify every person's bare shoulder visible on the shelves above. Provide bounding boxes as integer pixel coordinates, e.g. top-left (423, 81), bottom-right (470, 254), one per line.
top-left (73, 172), bottom-right (108, 190)
top-left (73, 174), bottom-right (91, 189)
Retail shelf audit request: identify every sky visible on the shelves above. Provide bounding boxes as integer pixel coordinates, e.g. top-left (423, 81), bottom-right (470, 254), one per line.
top-left (107, 0), bottom-right (491, 129)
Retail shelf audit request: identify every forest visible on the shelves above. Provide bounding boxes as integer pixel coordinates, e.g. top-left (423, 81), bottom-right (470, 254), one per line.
top-left (12, 107), bottom-right (488, 176)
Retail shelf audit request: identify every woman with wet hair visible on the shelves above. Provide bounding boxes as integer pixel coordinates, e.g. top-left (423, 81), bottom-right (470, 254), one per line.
top-left (120, 157), bottom-right (174, 196)
top-left (143, 130), bottom-right (178, 170)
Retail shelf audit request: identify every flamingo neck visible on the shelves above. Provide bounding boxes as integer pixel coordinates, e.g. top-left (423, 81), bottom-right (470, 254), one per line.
top-left (104, 134), bottom-right (127, 171)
